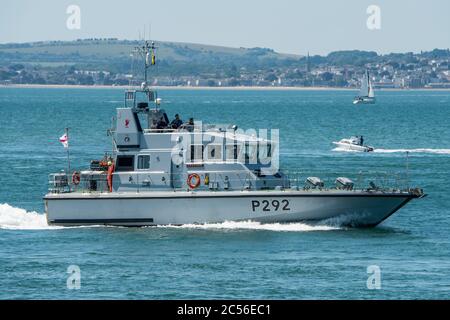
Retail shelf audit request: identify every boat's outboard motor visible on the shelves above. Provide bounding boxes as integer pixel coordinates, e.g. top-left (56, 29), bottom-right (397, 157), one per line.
top-left (335, 177), bottom-right (354, 190)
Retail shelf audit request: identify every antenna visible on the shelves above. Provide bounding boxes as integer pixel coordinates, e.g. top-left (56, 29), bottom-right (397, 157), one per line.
top-left (65, 127), bottom-right (71, 175)
top-left (406, 151), bottom-right (410, 189)
top-left (149, 23), bottom-right (152, 42)
top-left (133, 40), bottom-right (157, 89)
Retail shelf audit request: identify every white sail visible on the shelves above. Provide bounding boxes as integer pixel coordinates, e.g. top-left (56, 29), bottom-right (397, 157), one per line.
top-left (368, 71), bottom-right (375, 98)
top-left (358, 71), bottom-right (369, 96)
top-left (368, 83), bottom-right (375, 98)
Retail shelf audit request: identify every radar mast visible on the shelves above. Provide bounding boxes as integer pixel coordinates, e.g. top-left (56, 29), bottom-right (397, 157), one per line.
top-left (128, 40), bottom-right (159, 110)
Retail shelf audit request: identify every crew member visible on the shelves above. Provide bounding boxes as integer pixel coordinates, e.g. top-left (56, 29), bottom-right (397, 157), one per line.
top-left (156, 117), bottom-right (168, 129)
top-left (170, 114), bottom-right (183, 129)
top-left (186, 117), bottom-right (194, 132)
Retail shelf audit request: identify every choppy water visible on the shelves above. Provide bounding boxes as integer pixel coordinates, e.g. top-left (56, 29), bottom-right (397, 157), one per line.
top-left (1, 88), bottom-right (449, 299)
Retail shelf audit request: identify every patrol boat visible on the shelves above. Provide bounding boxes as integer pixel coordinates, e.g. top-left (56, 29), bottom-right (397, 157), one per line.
top-left (44, 41), bottom-right (425, 228)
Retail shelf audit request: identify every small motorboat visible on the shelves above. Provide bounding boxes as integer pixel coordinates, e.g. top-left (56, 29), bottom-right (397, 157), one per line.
top-left (333, 136), bottom-right (374, 152)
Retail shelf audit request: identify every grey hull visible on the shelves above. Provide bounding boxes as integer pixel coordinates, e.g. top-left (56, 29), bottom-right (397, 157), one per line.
top-left (45, 190), bottom-right (419, 228)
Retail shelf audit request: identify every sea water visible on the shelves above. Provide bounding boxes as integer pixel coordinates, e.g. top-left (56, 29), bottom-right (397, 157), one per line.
top-left (0, 88), bottom-right (449, 299)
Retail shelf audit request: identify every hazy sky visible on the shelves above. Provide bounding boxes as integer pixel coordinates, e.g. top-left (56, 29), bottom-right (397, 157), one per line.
top-left (1, 0), bottom-right (449, 55)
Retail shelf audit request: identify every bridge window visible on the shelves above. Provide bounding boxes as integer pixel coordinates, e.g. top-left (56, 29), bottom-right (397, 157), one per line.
top-left (115, 155), bottom-right (135, 172)
top-left (242, 142), bottom-right (259, 164)
top-left (226, 144), bottom-right (240, 161)
top-left (137, 155), bottom-right (150, 169)
top-left (190, 145), bottom-right (204, 162)
top-left (206, 144), bottom-right (222, 161)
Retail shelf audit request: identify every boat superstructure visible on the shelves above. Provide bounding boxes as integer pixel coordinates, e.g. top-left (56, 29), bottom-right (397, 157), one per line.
top-left (44, 42), bottom-right (424, 227)
top-left (353, 70), bottom-right (375, 104)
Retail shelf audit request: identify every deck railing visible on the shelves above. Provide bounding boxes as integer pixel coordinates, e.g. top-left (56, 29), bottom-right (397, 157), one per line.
top-left (48, 169), bottom-right (410, 194)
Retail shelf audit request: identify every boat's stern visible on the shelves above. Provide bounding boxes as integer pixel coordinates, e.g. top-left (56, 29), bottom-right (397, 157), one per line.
top-left (44, 196), bottom-right (50, 225)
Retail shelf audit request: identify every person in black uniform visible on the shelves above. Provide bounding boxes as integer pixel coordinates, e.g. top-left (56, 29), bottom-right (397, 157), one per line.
top-left (156, 117), bottom-right (168, 129)
top-left (170, 114), bottom-right (183, 129)
top-left (186, 117), bottom-right (194, 132)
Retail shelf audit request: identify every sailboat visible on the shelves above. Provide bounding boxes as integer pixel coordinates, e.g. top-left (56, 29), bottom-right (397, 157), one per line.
top-left (353, 70), bottom-right (375, 104)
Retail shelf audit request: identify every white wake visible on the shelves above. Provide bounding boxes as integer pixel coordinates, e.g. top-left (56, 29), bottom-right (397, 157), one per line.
top-left (160, 220), bottom-right (340, 232)
top-left (373, 148), bottom-right (450, 155)
top-left (332, 147), bottom-right (359, 153)
top-left (1, 203), bottom-right (340, 232)
top-left (0, 203), bottom-right (59, 230)
top-left (333, 147), bottom-right (450, 155)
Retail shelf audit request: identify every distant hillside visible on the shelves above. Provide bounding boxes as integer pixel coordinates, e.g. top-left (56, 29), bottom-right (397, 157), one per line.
top-left (0, 39), bottom-right (302, 75)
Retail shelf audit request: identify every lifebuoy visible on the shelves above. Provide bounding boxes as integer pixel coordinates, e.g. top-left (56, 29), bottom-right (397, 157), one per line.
top-left (72, 171), bottom-right (80, 185)
top-left (187, 173), bottom-right (201, 189)
top-left (107, 163), bottom-right (115, 192)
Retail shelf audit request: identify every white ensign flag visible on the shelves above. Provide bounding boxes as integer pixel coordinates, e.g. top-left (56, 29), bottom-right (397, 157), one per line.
top-left (59, 133), bottom-right (69, 149)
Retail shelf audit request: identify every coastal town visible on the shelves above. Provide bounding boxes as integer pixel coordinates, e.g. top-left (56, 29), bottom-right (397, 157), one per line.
top-left (1, 39), bottom-right (449, 89)
top-left (148, 51), bottom-right (450, 89)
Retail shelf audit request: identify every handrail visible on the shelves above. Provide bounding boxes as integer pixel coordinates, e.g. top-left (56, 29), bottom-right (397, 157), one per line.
top-left (143, 128), bottom-right (177, 133)
top-left (48, 169), bottom-right (411, 194)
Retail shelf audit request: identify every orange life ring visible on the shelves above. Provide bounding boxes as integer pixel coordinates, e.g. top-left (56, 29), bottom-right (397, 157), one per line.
top-left (107, 163), bottom-right (115, 192)
top-left (187, 173), bottom-right (201, 189)
top-left (72, 171), bottom-right (80, 185)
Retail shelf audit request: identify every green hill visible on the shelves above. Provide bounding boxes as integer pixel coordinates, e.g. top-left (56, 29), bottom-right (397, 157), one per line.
top-left (0, 39), bottom-right (302, 75)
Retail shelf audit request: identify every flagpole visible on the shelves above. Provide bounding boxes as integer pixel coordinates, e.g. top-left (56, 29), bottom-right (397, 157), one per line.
top-left (66, 127), bottom-right (71, 174)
